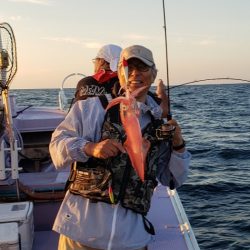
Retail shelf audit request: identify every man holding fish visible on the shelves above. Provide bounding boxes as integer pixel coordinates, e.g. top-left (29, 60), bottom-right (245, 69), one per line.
top-left (50, 45), bottom-right (191, 250)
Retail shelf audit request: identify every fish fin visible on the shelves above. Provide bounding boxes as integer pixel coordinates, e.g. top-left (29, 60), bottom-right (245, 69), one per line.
top-left (105, 97), bottom-right (125, 111)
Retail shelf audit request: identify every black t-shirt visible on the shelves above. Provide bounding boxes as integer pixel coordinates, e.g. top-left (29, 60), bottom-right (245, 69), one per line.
top-left (74, 76), bottom-right (120, 102)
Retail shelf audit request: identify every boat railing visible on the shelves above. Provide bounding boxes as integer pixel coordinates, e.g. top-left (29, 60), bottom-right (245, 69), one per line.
top-left (58, 73), bottom-right (85, 110)
top-left (168, 188), bottom-right (200, 250)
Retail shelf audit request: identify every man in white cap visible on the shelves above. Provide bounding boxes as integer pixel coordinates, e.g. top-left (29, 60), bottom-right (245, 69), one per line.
top-left (50, 45), bottom-right (190, 250)
top-left (74, 44), bottom-right (122, 102)
top-left (74, 44), bottom-right (169, 118)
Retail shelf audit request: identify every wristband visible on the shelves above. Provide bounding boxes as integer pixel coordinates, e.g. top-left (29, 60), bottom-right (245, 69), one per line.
top-left (173, 140), bottom-right (186, 151)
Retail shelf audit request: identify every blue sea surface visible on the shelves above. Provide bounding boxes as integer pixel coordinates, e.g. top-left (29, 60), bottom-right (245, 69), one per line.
top-left (11, 83), bottom-right (250, 250)
top-left (169, 84), bottom-right (250, 250)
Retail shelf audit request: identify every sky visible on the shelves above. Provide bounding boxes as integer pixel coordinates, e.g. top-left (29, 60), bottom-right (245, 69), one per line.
top-left (1, 0), bottom-right (250, 89)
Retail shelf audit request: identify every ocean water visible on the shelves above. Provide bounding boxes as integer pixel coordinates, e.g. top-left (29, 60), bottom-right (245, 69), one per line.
top-left (11, 83), bottom-right (250, 250)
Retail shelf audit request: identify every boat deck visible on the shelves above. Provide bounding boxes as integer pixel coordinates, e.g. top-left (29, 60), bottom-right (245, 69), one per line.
top-left (33, 231), bottom-right (59, 250)
top-left (148, 185), bottom-right (191, 250)
top-left (32, 185), bottom-right (198, 250)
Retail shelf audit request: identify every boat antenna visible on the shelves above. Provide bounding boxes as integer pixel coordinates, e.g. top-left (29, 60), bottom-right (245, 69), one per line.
top-left (162, 0), bottom-right (171, 120)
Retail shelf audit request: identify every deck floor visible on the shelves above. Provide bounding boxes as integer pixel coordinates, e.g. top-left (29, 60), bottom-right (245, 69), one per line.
top-left (33, 231), bottom-right (59, 250)
top-left (33, 185), bottom-right (189, 250)
top-left (147, 185), bottom-right (188, 250)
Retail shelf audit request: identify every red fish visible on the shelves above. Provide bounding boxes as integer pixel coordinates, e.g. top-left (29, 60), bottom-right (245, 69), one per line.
top-left (106, 89), bottom-right (150, 181)
top-left (106, 58), bottom-right (150, 181)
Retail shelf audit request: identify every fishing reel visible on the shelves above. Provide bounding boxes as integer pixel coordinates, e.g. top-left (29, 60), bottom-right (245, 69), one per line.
top-left (156, 123), bottom-right (176, 140)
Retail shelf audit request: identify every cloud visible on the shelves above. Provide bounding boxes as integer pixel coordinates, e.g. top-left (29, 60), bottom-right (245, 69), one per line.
top-left (198, 39), bottom-right (216, 46)
top-left (9, 15), bottom-right (22, 21)
top-left (123, 33), bottom-right (149, 41)
top-left (85, 42), bottom-right (103, 49)
top-left (8, 0), bottom-right (52, 5)
top-left (174, 33), bottom-right (217, 46)
top-left (42, 36), bottom-right (82, 44)
top-left (41, 37), bottom-right (103, 49)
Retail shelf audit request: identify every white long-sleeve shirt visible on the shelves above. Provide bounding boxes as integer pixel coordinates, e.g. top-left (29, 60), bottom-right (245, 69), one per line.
top-left (50, 95), bottom-right (191, 250)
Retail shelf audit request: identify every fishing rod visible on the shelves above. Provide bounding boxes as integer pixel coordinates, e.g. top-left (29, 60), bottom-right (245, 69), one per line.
top-left (170, 77), bottom-right (250, 89)
top-left (161, 1), bottom-right (176, 191)
top-left (162, 0), bottom-right (171, 120)
top-left (161, 2), bottom-right (250, 94)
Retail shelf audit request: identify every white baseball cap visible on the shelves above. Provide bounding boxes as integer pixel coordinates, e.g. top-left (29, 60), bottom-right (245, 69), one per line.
top-left (96, 44), bottom-right (122, 72)
top-left (120, 45), bottom-right (155, 66)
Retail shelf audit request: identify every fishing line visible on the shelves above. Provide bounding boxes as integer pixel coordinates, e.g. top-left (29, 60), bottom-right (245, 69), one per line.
top-left (160, 4), bottom-right (250, 92)
top-left (170, 77), bottom-right (250, 89)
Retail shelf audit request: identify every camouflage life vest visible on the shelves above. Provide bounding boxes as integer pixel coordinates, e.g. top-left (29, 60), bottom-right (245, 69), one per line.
top-left (69, 95), bottom-right (172, 215)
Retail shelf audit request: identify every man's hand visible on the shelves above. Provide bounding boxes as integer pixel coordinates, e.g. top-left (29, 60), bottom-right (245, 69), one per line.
top-left (156, 79), bottom-right (169, 118)
top-left (166, 119), bottom-right (186, 153)
top-left (84, 139), bottom-right (126, 159)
